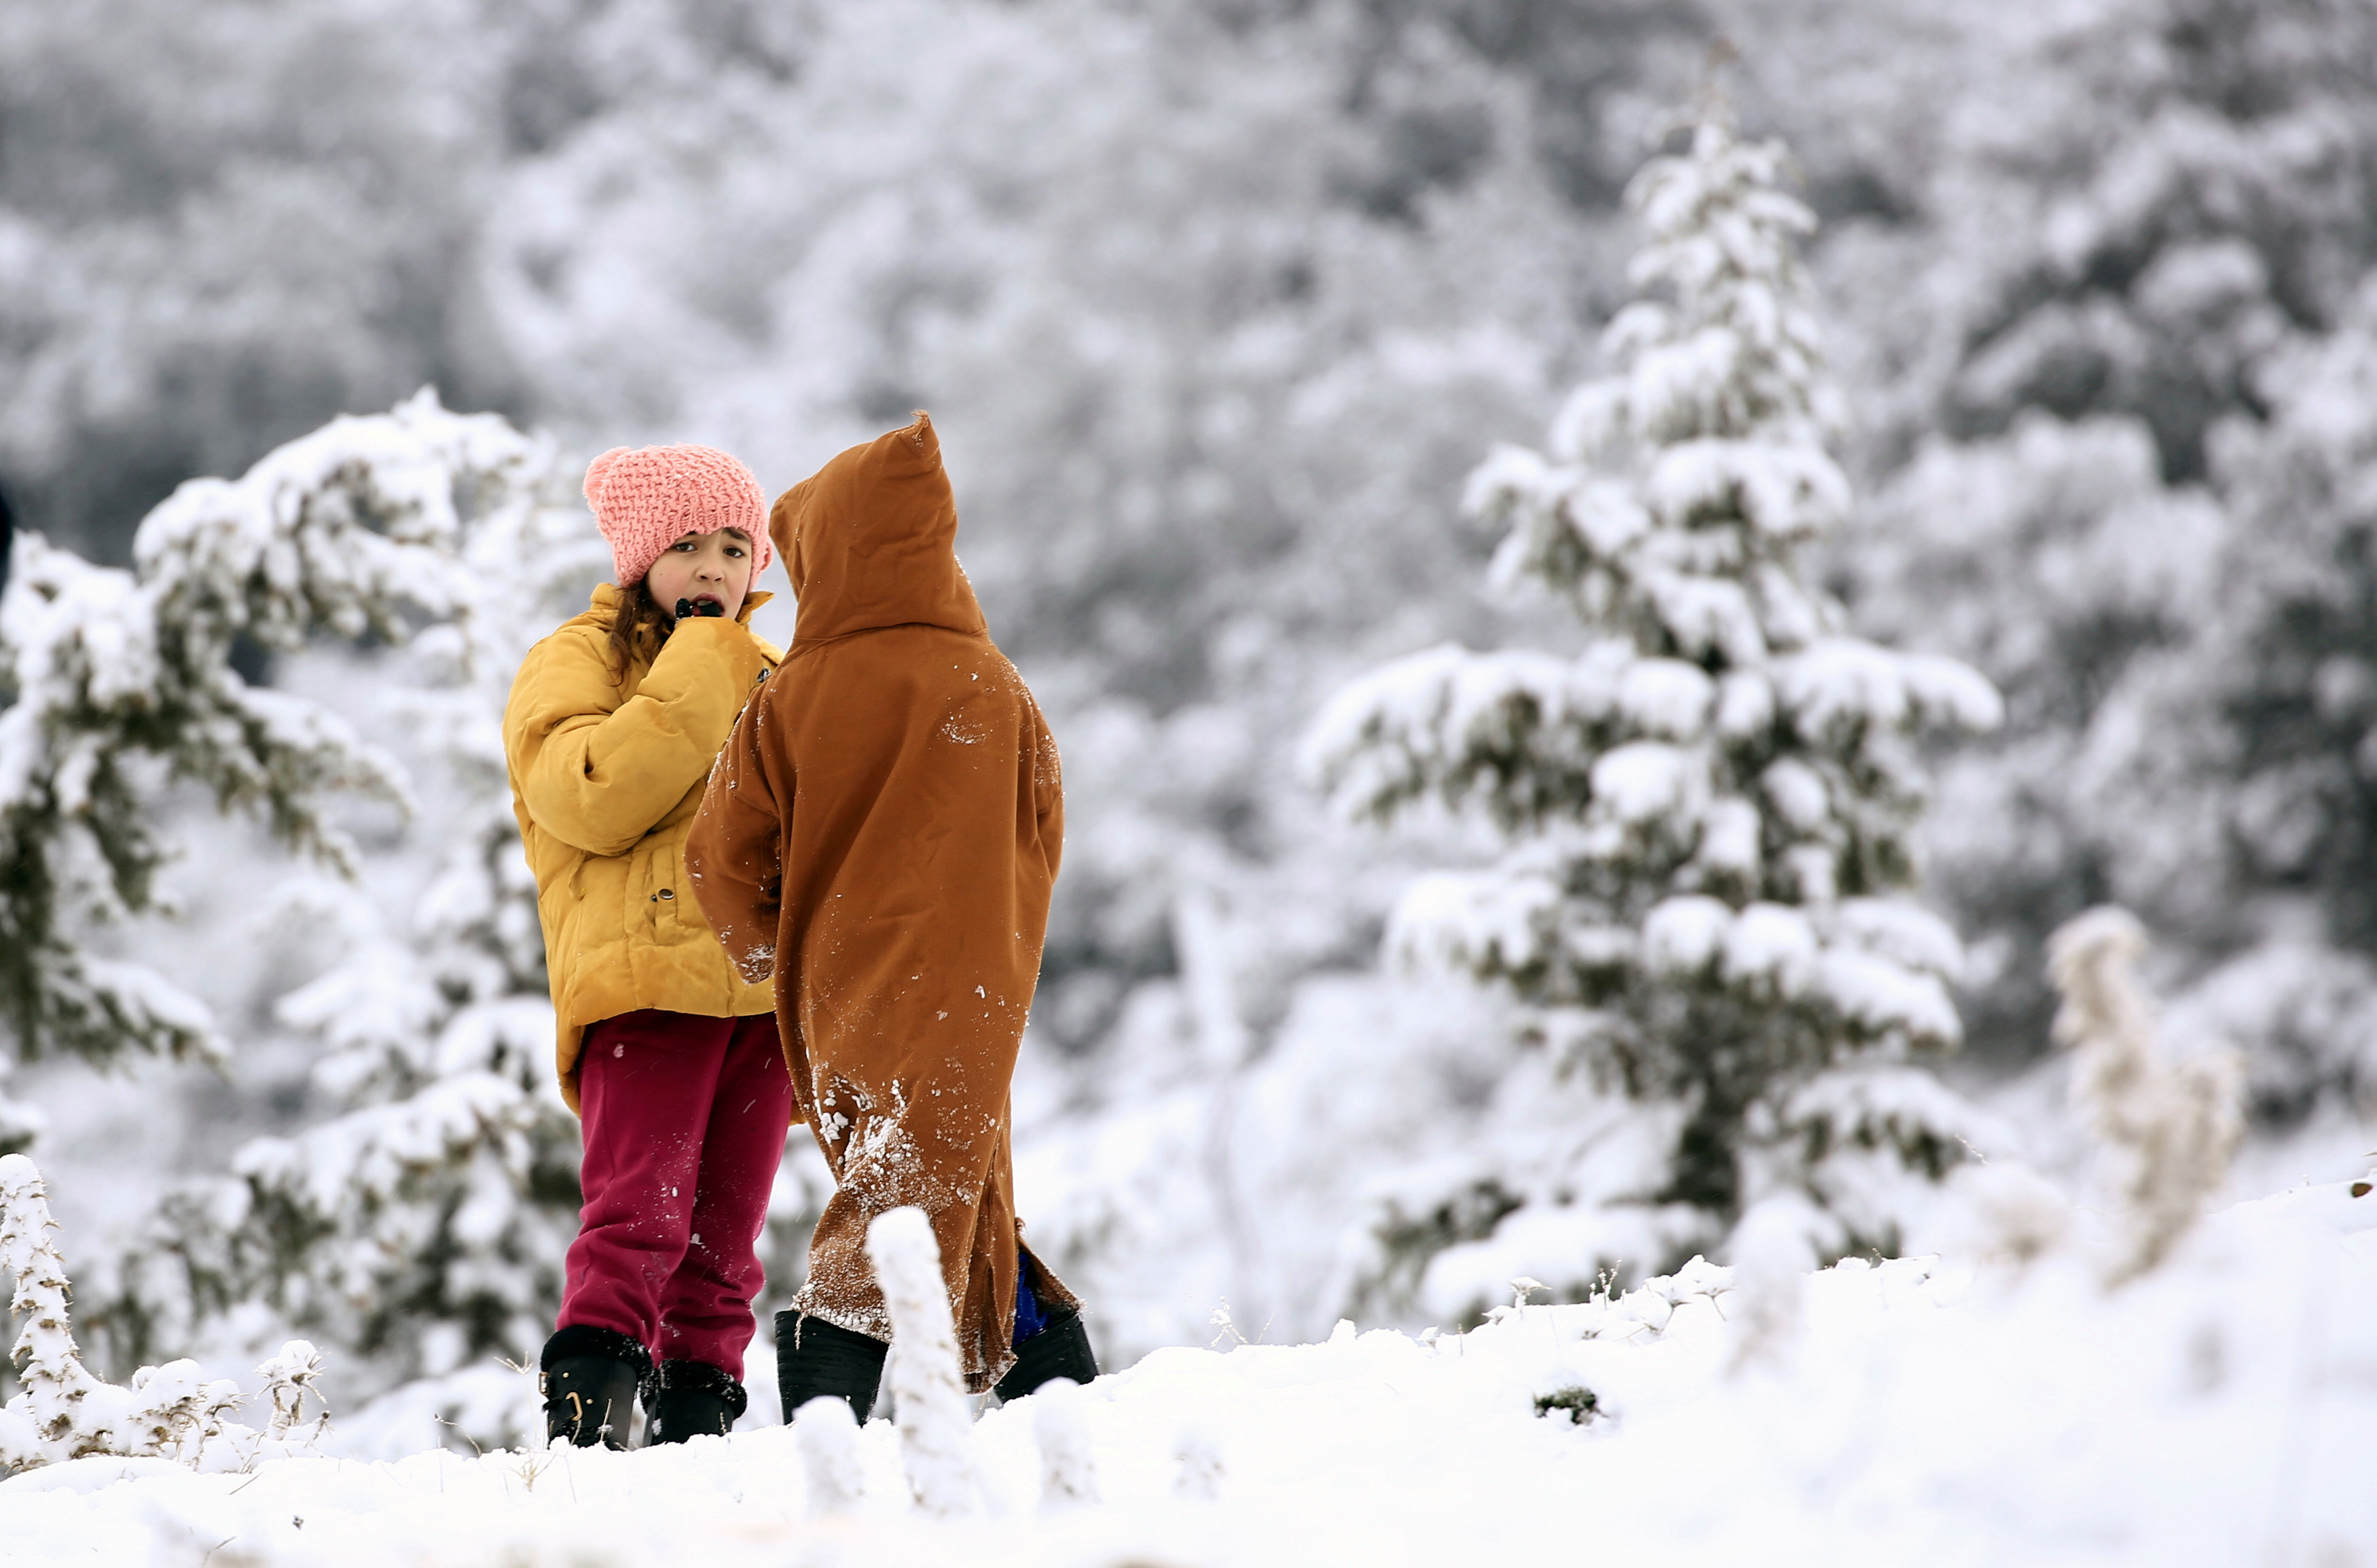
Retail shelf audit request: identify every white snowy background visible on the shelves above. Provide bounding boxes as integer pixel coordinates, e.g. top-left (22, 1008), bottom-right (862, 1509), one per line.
top-left (2, 0), bottom-right (2374, 1561)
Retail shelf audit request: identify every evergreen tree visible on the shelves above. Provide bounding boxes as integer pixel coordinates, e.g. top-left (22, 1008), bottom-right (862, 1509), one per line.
top-left (1305, 107), bottom-right (2001, 1311)
top-left (0, 390), bottom-right (520, 1077)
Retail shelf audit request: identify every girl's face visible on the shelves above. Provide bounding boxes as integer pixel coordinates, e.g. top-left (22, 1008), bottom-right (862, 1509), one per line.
top-left (643, 528), bottom-right (755, 622)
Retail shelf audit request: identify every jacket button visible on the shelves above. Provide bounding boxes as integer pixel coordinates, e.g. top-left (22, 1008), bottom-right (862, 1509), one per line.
top-left (658, 888), bottom-right (675, 900)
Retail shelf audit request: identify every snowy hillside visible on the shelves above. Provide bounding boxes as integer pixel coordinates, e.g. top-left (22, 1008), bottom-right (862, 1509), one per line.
top-left (6, 1178), bottom-right (2369, 1567)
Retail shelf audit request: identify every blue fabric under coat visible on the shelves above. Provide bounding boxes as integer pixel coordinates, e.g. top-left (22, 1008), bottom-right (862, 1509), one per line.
top-left (1012, 1250), bottom-right (1052, 1347)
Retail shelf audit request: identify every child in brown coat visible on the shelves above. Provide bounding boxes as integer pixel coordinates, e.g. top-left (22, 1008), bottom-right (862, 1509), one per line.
top-left (685, 413), bottom-right (1093, 1419)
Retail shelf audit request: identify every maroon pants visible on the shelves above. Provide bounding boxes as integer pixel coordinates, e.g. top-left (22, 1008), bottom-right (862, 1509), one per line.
top-left (559, 1008), bottom-right (794, 1378)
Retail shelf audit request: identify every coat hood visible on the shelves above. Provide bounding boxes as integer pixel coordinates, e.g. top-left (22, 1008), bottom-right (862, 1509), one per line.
top-left (769, 412), bottom-right (987, 646)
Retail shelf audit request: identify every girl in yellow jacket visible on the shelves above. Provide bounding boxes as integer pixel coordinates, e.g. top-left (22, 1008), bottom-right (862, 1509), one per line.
top-left (502, 444), bottom-right (789, 1449)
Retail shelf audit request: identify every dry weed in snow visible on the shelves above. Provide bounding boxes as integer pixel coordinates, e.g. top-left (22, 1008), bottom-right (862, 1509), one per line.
top-left (253, 1341), bottom-right (330, 1446)
top-left (0, 1153), bottom-right (239, 1470)
top-left (1, 1153), bottom-right (333, 1474)
top-left (2048, 907), bottom-right (2243, 1280)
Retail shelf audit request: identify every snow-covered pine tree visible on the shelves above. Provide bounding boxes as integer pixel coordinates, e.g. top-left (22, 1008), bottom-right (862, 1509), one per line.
top-left (0, 390), bottom-right (524, 1076)
top-left (2159, 283), bottom-right (2377, 1119)
top-left (1304, 106), bottom-right (2003, 1312)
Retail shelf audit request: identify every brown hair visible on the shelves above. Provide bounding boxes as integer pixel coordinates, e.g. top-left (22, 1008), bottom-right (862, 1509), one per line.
top-left (604, 579), bottom-right (674, 681)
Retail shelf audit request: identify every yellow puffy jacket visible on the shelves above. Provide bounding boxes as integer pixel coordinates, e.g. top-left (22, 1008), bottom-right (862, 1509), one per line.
top-left (503, 584), bottom-right (780, 1112)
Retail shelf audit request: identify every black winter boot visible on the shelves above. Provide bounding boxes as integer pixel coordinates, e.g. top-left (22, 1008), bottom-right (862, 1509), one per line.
top-left (994, 1309), bottom-right (1098, 1403)
top-left (644, 1358), bottom-right (748, 1444)
top-left (774, 1310), bottom-right (887, 1425)
top-left (541, 1325), bottom-right (651, 1449)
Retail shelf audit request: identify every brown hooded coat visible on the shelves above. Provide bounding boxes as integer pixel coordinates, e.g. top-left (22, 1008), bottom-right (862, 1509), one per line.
top-left (684, 414), bottom-right (1076, 1391)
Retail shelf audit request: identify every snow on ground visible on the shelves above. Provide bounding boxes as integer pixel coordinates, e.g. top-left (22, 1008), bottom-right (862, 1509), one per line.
top-left (5, 1179), bottom-right (2372, 1567)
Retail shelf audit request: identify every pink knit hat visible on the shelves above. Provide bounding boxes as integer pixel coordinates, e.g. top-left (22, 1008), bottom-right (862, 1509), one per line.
top-left (583, 443), bottom-right (772, 588)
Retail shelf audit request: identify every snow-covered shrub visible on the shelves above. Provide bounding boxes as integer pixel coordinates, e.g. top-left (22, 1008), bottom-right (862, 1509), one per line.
top-left (2164, 938), bottom-right (2377, 1129)
top-left (1305, 106), bottom-right (2000, 1311)
top-left (2047, 907), bottom-right (2241, 1280)
top-left (252, 1339), bottom-right (330, 1446)
top-left (0, 1154), bottom-right (327, 1474)
top-left (867, 1206), bottom-right (983, 1517)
